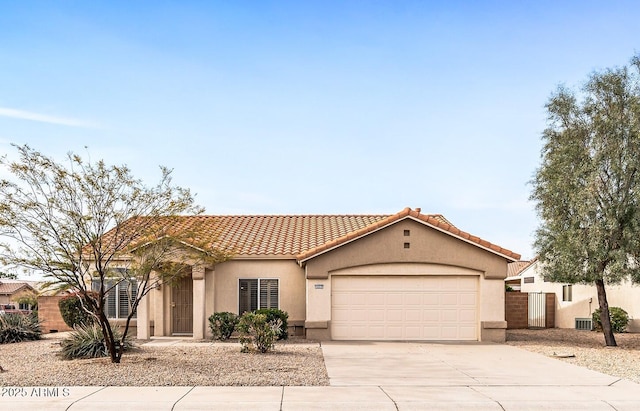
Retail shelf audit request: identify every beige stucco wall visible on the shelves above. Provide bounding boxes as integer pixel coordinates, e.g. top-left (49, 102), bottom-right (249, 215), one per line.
top-left (520, 261), bottom-right (640, 332)
top-left (206, 259), bottom-right (306, 338)
top-left (304, 219), bottom-right (511, 341)
top-left (140, 260), bottom-right (306, 339)
top-left (305, 219), bottom-right (508, 280)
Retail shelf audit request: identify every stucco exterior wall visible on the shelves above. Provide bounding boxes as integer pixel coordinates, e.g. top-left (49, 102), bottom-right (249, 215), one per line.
top-left (208, 259), bottom-right (306, 335)
top-left (304, 219), bottom-right (510, 341)
top-left (305, 220), bottom-right (507, 279)
top-left (520, 261), bottom-right (640, 332)
top-left (141, 260), bottom-right (305, 339)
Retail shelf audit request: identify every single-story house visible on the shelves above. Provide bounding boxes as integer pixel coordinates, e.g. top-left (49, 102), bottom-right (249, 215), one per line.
top-left (511, 259), bottom-right (640, 332)
top-left (102, 207), bottom-right (520, 342)
top-left (0, 279), bottom-right (37, 309)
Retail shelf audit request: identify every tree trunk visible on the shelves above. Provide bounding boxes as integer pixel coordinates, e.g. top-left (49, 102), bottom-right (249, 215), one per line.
top-left (595, 279), bottom-right (617, 347)
top-left (98, 314), bottom-right (121, 363)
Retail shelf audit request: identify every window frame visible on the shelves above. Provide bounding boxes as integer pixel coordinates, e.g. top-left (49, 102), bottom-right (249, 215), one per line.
top-left (92, 277), bottom-right (138, 320)
top-left (562, 284), bottom-right (573, 302)
top-left (238, 278), bottom-right (279, 314)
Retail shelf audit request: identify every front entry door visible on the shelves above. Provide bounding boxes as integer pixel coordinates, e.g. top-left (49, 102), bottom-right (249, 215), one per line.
top-left (171, 275), bottom-right (193, 335)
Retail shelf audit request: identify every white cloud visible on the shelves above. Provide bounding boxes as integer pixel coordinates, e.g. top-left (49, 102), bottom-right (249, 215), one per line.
top-left (0, 107), bottom-right (96, 128)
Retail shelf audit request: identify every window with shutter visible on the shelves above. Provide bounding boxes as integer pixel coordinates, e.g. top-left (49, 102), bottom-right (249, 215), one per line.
top-left (93, 277), bottom-right (137, 319)
top-left (239, 278), bottom-right (279, 314)
top-left (118, 281), bottom-right (137, 318)
top-left (259, 279), bottom-right (278, 309)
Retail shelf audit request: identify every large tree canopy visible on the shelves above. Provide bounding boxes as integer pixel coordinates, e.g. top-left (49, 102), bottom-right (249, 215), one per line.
top-left (531, 55), bottom-right (640, 346)
top-left (0, 145), bottom-right (231, 362)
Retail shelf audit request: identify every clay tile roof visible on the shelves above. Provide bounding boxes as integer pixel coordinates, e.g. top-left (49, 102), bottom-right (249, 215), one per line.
top-left (201, 214), bottom-right (392, 256)
top-left (507, 259), bottom-right (535, 277)
top-left (99, 208), bottom-right (520, 262)
top-left (0, 281), bottom-right (31, 295)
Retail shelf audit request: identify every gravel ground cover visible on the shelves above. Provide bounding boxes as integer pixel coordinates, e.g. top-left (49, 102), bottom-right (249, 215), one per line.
top-left (0, 334), bottom-right (329, 386)
top-left (507, 328), bottom-right (640, 384)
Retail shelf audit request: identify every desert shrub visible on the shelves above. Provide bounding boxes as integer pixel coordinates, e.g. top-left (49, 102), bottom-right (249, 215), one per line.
top-left (208, 312), bottom-right (239, 340)
top-left (58, 292), bottom-right (98, 328)
top-left (0, 313), bottom-right (42, 344)
top-left (592, 307), bottom-right (629, 333)
top-left (237, 312), bottom-right (282, 353)
top-left (59, 322), bottom-right (133, 360)
top-left (254, 308), bottom-right (289, 340)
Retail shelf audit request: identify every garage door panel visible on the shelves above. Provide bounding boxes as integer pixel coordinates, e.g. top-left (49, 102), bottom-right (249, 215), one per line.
top-left (459, 326), bottom-right (477, 339)
top-left (457, 278), bottom-right (477, 291)
top-left (385, 294), bottom-right (404, 305)
top-left (423, 326), bottom-right (441, 339)
top-left (385, 309), bottom-right (403, 321)
top-left (423, 295), bottom-right (440, 306)
top-left (365, 293), bottom-right (383, 305)
top-left (441, 309), bottom-right (458, 322)
top-left (440, 294), bottom-right (460, 306)
top-left (459, 309), bottom-right (476, 322)
top-left (351, 310), bottom-right (370, 321)
top-left (332, 293), bottom-right (353, 305)
top-left (404, 327), bottom-right (421, 339)
top-left (332, 275), bottom-right (478, 341)
top-left (332, 308), bottom-right (351, 321)
top-left (459, 293), bottom-right (477, 305)
top-left (423, 310), bottom-right (440, 322)
top-left (441, 327), bottom-right (459, 339)
top-left (386, 326), bottom-right (403, 338)
top-left (405, 309), bottom-right (421, 321)
top-left (403, 294), bottom-right (422, 305)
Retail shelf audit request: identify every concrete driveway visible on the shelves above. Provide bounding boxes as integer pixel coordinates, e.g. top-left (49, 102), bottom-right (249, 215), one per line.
top-left (320, 341), bottom-right (640, 410)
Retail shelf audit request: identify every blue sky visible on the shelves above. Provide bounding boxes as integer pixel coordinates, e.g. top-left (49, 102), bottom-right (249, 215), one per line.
top-left (1, 1), bottom-right (639, 262)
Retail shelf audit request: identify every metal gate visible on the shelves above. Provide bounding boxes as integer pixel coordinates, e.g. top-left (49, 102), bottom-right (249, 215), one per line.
top-left (171, 275), bottom-right (193, 335)
top-left (528, 292), bottom-right (546, 328)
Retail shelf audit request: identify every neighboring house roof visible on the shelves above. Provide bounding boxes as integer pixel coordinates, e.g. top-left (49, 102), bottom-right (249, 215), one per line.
top-left (507, 260), bottom-right (533, 278)
top-left (0, 281), bottom-right (36, 295)
top-left (99, 207), bottom-right (520, 262)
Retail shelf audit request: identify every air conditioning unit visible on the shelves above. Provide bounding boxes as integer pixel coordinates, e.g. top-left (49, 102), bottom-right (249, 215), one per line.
top-left (575, 318), bottom-right (592, 331)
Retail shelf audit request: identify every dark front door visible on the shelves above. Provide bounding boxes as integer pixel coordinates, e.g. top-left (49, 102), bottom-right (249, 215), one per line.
top-left (171, 275), bottom-right (193, 335)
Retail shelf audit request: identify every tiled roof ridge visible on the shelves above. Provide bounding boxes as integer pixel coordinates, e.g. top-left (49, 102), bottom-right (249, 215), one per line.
top-left (185, 213), bottom-right (393, 218)
top-left (296, 207), bottom-right (521, 262)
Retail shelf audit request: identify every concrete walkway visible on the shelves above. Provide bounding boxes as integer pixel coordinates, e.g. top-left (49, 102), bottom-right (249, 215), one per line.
top-left (2, 341), bottom-right (639, 410)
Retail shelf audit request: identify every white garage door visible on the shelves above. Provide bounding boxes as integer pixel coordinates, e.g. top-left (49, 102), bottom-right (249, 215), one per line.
top-left (331, 275), bottom-right (478, 340)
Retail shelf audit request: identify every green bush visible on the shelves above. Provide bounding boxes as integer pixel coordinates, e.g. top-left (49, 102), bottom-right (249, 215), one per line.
top-left (237, 312), bottom-right (282, 353)
top-left (208, 312), bottom-right (239, 340)
top-left (59, 322), bottom-right (132, 360)
top-left (58, 292), bottom-right (98, 328)
top-left (254, 308), bottom-right (289, 340)
top-left (592, 307), bottom-right (629, 333)
top-left (0, 313), bottom-right (42, 344)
